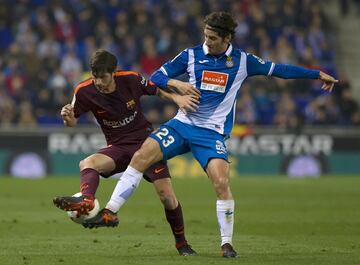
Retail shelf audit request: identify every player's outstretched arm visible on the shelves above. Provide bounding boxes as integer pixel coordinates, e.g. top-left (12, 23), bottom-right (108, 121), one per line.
top-left (156, 88), bottom-right (199, 113)
top-left (271, 64), bottom-right (338, 90)
top-left (61, 104), bottom-right (78, 127)
top-left (247, 54), bottom-right (338, 92)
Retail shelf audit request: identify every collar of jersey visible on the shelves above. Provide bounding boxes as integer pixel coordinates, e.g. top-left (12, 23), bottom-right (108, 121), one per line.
top-left (202, 43), bottom-right (233, 57)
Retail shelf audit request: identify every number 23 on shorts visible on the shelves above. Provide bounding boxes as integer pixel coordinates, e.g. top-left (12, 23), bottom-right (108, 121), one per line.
top-left (154, 128), bottom-right (175, 147)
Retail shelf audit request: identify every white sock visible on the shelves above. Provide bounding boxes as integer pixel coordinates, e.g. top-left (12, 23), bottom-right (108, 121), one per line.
top-left (106, 166), bottom-right (143, 213)
top-left (216, 199), bottom-right (235, 246)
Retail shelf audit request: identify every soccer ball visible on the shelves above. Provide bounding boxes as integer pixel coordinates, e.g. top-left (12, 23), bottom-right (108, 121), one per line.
top-left (67, 192), bottom-right (100, 224)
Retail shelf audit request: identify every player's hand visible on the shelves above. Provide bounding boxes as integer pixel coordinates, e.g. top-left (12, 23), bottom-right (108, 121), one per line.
top-left (168, 79), bottom-right (201, 97)
top-left (319, 71), bottom-right (338, 92)
top-left (61, 104), bottom-right (77, 126)
top-left (61, 104), bottom-right (75, 119)
top-left (174, 94), bottom-right (200, 114)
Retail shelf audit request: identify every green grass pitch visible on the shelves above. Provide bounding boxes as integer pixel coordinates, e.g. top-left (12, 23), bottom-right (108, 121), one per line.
top-left (0, 176), bottom-right (360, 265)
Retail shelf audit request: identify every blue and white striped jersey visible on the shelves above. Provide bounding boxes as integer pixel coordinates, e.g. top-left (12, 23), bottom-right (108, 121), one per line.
top-left (151, 43), bottom-right (319, 136)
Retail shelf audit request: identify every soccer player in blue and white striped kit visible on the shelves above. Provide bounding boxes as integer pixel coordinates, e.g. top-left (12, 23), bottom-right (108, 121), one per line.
top-left (86, 12), bottom-right (338, 257)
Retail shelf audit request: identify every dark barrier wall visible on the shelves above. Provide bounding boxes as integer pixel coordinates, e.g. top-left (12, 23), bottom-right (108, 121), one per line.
top-left (0, 127), bottom-right (359, 177)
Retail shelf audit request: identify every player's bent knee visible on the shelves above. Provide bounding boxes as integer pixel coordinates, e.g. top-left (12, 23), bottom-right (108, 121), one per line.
top-left (159, 192), bottom-right (178, 209)
top-left (79, 159), bottom-right (91, 171)
top-left (213, 177), bottom-right (231, 198)
top-left (132, 150), bottom-right (149, 166)
top-left (79, 156), bottom-right (97, 170)
top-left (131, 140), bottom-right (163, 170)
top-left (213, 177), bottom-right (229, 188)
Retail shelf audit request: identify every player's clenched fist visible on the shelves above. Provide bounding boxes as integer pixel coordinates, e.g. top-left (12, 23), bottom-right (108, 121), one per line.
top-left (61, 104), bottom-right (77, 127)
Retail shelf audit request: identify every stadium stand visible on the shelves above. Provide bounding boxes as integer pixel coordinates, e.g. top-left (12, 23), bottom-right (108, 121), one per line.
top-left (0, 0), bottom-right (359, 127)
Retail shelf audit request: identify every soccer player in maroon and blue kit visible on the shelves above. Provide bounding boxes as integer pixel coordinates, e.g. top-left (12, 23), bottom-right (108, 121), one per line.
top-left (53, 49), bottom-right (199, 256)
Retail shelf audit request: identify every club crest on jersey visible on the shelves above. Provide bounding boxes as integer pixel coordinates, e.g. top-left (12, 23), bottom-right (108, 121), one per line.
top-left (225, 56), bottom-right (234, 68)
top-left (126, 99), bottom-right (136, 110)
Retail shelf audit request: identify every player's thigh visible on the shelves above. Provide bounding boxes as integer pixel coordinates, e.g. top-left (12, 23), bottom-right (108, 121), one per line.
top-left (143, 159), bottom-right (170, 182)
top-left (80, 153), bottom-right (116, 174)
top-left (190, 134), bottom-right (229, 170)
top-left (135, 137), bottom-right (164, 164)
top-left (191, 138), bottom-right (230, 190)
top-left (206, 158), bottom-right (232, 199)
top-left (206, 158), bottom-right (230, 183)
top-left (96, 145), bottom-right (131, 177)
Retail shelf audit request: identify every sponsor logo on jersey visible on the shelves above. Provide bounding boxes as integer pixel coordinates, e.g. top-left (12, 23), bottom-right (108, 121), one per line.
top-left (200, 71), bottom-right (228, 93)
top-left (103, 111), bottom-right (138, 128)
top-left (126, 99), bottom-right (136, 110)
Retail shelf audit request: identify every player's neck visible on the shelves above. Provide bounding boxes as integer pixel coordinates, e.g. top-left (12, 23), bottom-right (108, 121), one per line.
top-left (212, 44), bottom-right (229, 57)
top-left (107, 78), bottom-right (116, 93)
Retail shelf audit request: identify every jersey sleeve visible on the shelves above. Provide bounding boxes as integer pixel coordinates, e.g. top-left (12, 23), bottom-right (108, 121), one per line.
top-left (137, 73), bottom-right (158, 96)
top-left (246, 53), bottom-right (320, 79)
top-left (150, 49), bottom-right (189, 88)
top-left (71, 92), bottom-right (88, 118)
top-left (246, 53), bottom-right (275, 77)
top-left (272, 64), bottom-right (320, 79)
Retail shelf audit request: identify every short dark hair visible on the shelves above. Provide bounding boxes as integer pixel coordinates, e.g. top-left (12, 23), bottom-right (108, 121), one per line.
top-left (90, 49), bottom-right (117, 76)
top-left (204, 12), bottom-right (237, 40)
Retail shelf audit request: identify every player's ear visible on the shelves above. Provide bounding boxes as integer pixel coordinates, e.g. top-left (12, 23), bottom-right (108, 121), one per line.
top-left (224, 33), bottom-right (231, 44)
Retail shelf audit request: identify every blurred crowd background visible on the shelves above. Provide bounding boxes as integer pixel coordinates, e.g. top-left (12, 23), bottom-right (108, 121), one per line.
top-left (0, 0), bottom-right (359, 129)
